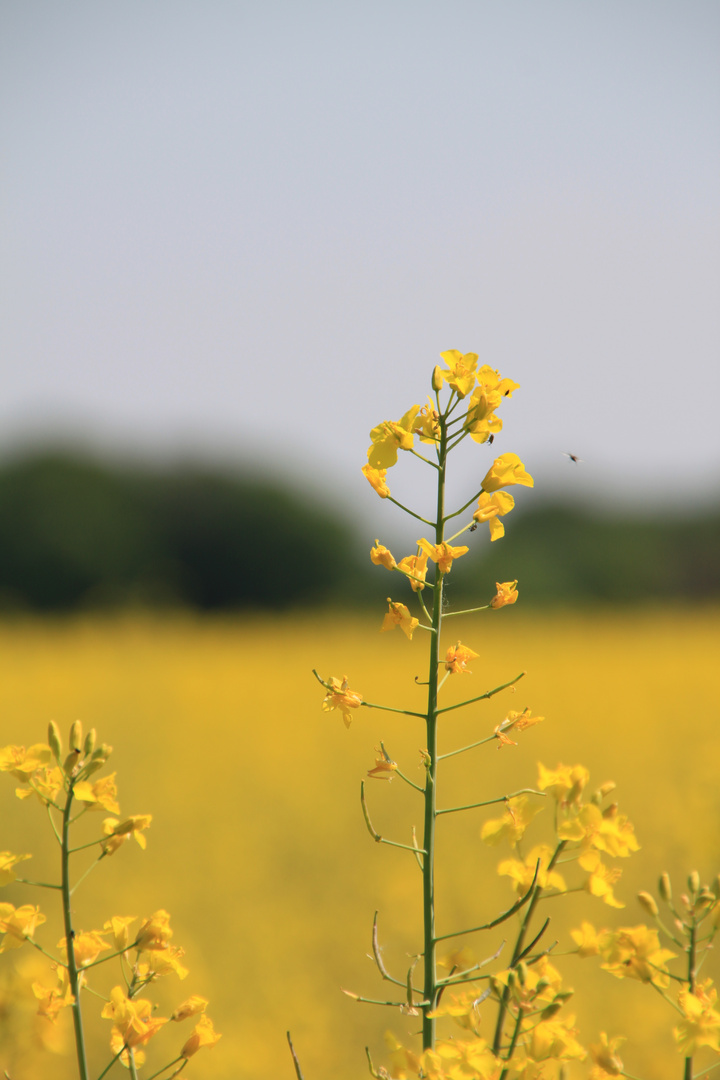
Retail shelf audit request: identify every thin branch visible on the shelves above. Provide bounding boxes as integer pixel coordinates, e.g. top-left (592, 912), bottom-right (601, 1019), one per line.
top-left (360, 782), bottom-right (428, 854)
top-left (286, 1033), bottom-right (306, 1080)
top-left (515, 917), bottom-right (550, 963)
top-left (437, 788), bottom-right (545, 816)
top-left (438, 734), bottom-right (495, 761)
top-left (370, 912), bottom-right (406, 988)
top-left (443, 604), bottom-right (491, 619)
top-left (436, 671), bottom-right (525, 714)
top-left (409, 448), bottom-right (440, 470)
top-left (386, 495), bottom-right (435, 526)
top-left (435, 863), bottom-right (540, 943)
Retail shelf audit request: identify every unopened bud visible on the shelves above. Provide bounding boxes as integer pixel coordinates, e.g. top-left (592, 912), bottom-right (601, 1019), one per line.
top-left (82, 743), bottom-right (113, 777)
top-left (541, 1001), bottom-right (563, 1020)
top-left (688, 871), bottom-right (701, 895)
top-left (712, 875), bottom-right (720, 900)
top-left (83, 728), bottom-right (96, 757)
top-left (516, 962), bottom-right (528, 986)
top-left (598, 781), bottom-right (616, 799)
top-left (638, 891), bottom-right (659, 917)
top-left (602, 802), bottom-right (618, 819)
top-left (696, 890), bottom-right (715, 911)
top-left (69, 721), bottom-right (83, 753)
top-left (48, 721), bottom-right (63, 762)
top-left (659, 873), bottom-right (672, 904)
top-left (431, 366), bottom-right (444, 392)
top-left (535, 978), bottom-right (550, 994)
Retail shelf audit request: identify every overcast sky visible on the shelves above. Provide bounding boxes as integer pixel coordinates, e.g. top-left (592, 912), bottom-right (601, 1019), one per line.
top-left (1, 1), bottom-right (718, 532)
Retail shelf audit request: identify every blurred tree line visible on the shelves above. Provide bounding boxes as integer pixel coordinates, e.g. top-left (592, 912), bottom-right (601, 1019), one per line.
top-left (0, 451), bottom-right (717, 611)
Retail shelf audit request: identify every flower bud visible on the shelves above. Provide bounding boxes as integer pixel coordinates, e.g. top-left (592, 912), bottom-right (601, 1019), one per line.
top-left (688, 871), bottom-right (700, 895)
top-left (69, 721), bottom-right (83, 753)
top-left (541, 1001), bottom-right (563, 1020)
top-left (712, 875), bottom-right (720, 900)
top-left (48, 721), bottom-right (63, 762)
top-left (598, 781), bottom-right (616, 799)
top-left (637, 891), bottom-right (659, 917)
top-left (516, 962), bottom-right (528, 986)
top-left (83, 728), bottom-right (96, 756)
top-left (659, 873), bottom-right (672, 904)
top-left (696, 889), bottom-right (715, 911)
top-left (82, 743), bottom-right (113, 778)
top-left (431, 366), bottom-right (444, 392)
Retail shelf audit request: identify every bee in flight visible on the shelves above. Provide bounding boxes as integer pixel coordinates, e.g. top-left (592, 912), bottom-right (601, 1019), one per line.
top-left (562, 451), bottom-right (582, 463)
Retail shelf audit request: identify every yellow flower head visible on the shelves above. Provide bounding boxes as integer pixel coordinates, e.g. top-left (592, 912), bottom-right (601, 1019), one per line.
top-left (498, 844), bottom-right (567, 896)
top-left (473, 490), bottom-right (514, 540)
top-left (381, 599), bottom-right (419, 640)
top-left (101, 814), bottom-right (152, 855)
top-left (0, 903), bottom-right (46, 951)
top-left (580, 850), bottom-right (625, 908)
top-left (181, 1013), bottom-right (222, 1057)
top-left (571, 921), bottom-right (610, 958)
top-left (481, 452), bottom-right (534, 493)
top-left (490, 580), bottom-right (518, 609)
top-left (538, 762), bottom-right (590, 807)
top-left (135, 909), bottom-right (173, 953)
top-left (397, 551), bottom-right (429, 591)
top-left (367, 405), bottom-right (420, 469)
top-left (32, 968), bottom-right (75, 1022)
top-left (103, 915), bottom-right (138, 953)
top-left (361, 464), bottom-right (391, 498)
top-left (58, 929), bottom-right (111, 967)
top-left (418, 538), bottom-right (469, 575)
top-left (675, 979), bottom-right (720, 1055)
top-left (73, 772), bottom-right (120, 814)
top-left (321, 675), bottom-right (363, 728)
top-left (600, 925), bottom-right (675, 987)
top-left (15, 764), bottom-right (64, 806)
top-left (413, 402), bottom-right (441, 444)
top-left (0, 743), bottom-right (52, 782)
top-left (0, 851), bottom-right (32, 887)
top-left (171, 994), bottom-right (209, 1022)
top-left (481, 794), bottom-right (544, 849)
top-left (444, 642), bottom-right (479, 675)
top-left (438, 350), bottom-right (479, 398)
top-left (367, 748), bottom-right (398, 781)
top-left (589, 1032), bottom-right (625, 1078)
top-left (370, 540), bottom-right (396, 570)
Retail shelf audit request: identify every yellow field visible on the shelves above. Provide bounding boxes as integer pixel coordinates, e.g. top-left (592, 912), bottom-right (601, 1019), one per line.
top-left (1, 608), bottom-right (719, 1079)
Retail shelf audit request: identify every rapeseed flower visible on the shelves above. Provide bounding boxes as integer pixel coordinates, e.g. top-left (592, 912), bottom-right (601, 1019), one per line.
top-left (382, 599), bottom-right (419, 640)
top-left (537, 763), bottom-right (590, 808)
top-left (444, 642), bottom-right (479, 674)
top-left (675, 979), bottom-right (720, 1054)
top-left (180, 1013), bottom-right (222, 1057)
top-left (362, 464), bottom-right (391, 498)
top-left (588, 1032), bottom-right (625, 1078)
top-left (473, 491), bottom-right (514, 540)
top-left (397, 550), bottom-right (429, 591)
top-left (73, 772), bottom-right (120, 814)
top-left (102, 814), bottom-right (152, 855)
top-left (370, 541), bottom-right (396, 570)
top-left (0, 743), bottom-right (51, 782)
top-left (417, 539), bottom-right (469, 575)
top-left (321, 675), bottom-right (363, 728)
top-left (0, 903), bottom-right (46, 951)
top-left (498, 844), bottom-right (567, 896)
top-left (0, 851), bottom-right (31, 886)
top-left (32, 968), bottom-right (75, 1022)
top-left (58, 929), bottom-right (110, 967)
top-left (171, 994), bottom-right (208, 1022)
top-left (481, 453), bottom-right (534, 493)
top-left (367, 406), bottom-right (420, 469)
top-left (599, 925), bottom-right (675, 987)
top-left (490, 580), bottom-right (518, 608)
top-left (481, 795), bottom-right (544, 848)
top-left (437, 350), bottom-right (479, 397)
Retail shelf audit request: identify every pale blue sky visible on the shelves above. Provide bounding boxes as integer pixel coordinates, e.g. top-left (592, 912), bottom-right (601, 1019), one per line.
top-left (1, 1), bottom-right (718, 534)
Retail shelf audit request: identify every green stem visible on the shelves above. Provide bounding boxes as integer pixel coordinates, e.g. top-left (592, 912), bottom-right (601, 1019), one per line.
top-left (438, 735), bottom-right (496, 760)
top-left (443, 604), bottom-right (490, 618)
top-left (444, 488), bottom-right (484, 522)
top-left (409, 448), bottom-right (440, 470)
top-left (421, 416), bottom-right (448, 1051)
top-left (437, 789), bottom-right (545, 816)
top-left (70, 854), bottom-right (104, 896)
top-left (15, 877), bottom-right (62, 890)
top-left (685, 918), bottom-right (697, 1080)
top-left (491, 842), bottom-right (566, 1056)
top-left (61, 780), bottom-right (90, 1080)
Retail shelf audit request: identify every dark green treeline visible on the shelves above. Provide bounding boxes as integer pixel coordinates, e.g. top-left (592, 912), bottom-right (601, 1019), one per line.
top-left (0, 452), bottom-right (717, 611)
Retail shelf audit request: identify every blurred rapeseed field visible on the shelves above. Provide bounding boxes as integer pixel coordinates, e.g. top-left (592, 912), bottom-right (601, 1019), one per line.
top-left (1, 608), bottom-right (718, 1079)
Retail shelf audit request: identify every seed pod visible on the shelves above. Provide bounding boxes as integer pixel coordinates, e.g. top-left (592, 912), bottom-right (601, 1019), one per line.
top-left (48, 721), bottom-right (63, 762)
top-left (638, 891), bottom-right (659, 917)
top-left (659, 873), bottom-right (672, 904)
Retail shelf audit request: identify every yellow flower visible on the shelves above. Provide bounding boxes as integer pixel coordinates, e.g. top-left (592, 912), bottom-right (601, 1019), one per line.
top-left (675, 979), bottom-right (720, 1055)
top-left (367, 746), bottom-right (397, 781)
top-left (181, 1013), bottom-right (222, 1057)
top-left (102, 814), bottom-right (152, 854)
top-left (0, 903), bottom-right (46, 951)
top-left (367, 405), bottom-right (420, 469)
top-left (499, 708), bottom-right (544, 735)
top-left (481, 795), bottom-right (544, 848)
top-left (135, 909), bottom-right (173, 952)
top-left (102, 985), bottom-right (168, 1064)
top-left (438, 350), bottom-right (479, 397)
top-left (58, 929), bottom-right (110, 967)
top-left (413, 402), bottom-right (441, 444)
top-left (558, 802), bottom-right (639, 859)
top-left (417, 538), bottom-right (469, 575)
top-left (370, 540), bottom-right (396, 570)
top-left (321, 675), bottom-right (363, 728)
top-left (397, 550), bottom-right (429, 591)
top-left (481, 452), bottom-right (534, 493)
top-left (171, 994), bottom-right (208, 1022)
top-left (103, 915), bottom-right (138, 952)
top-left (473, 491), bottom-right (515, 540)
top-left (537, 762), bottom-right (590, 807)
top-left (33, 969), bottom-right (75, 1022)
top-left (0, 743), bottom-right (52, 782)
top-left (15, 764), bottom-right (64, 805)
top-left (361, 463), bottom-right (391, 498)
top-left (600, 925), bottom-right (675, 987)
top-left (136, 944), bottom-right (189, 981)
top-left (73, 773), bottom-right (120, 814)
top-left (524, 1014), bottom-right (586, 1064)
top-left (580, 850), bottom-right (625, 908)
top-left (571, 921), bottom-right (610, 958)
top-left (490, 580), bottom-right (518, 609)
top-left (498, 844), bottom-right (567, 896)
top-left (444, 642), bottom-right (479, 674)
top-left (589, 1032), bottom-right (625, 1077)
top-left (0, 851), bottom-right (32, 887)
top-left (381, 599), bottom-right (419, 640)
